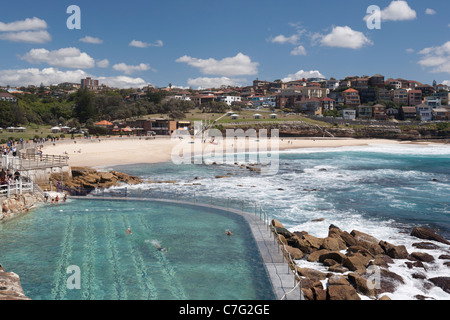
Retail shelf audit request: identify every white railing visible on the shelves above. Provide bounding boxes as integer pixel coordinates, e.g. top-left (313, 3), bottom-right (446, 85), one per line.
top-left (0, 180), bottom-right (34, 198)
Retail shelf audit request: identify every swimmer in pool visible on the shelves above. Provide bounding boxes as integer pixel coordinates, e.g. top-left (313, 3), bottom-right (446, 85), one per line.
top-left (152, 241), bottom-right (167, 252)
top-left (126, 228), bottom-right (132, 235)
top-left (225, 230), bottom-right (233, 236)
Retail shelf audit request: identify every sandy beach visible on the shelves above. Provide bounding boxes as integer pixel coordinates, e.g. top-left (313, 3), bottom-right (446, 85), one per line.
top-left (41, 136), bottom-right (427, 168)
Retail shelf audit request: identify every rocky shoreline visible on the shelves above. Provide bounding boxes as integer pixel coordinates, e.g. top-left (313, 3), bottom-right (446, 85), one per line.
top-left (0, 264), bottom-right (30, 300)
top-left (272, 220), bottom-right (450, 300)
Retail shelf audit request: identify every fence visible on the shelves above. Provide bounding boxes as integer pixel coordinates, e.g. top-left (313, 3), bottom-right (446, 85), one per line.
top-left (68, 186), bottom-right (303, 300)
top-left (0, 180), bottom-right (34, 198)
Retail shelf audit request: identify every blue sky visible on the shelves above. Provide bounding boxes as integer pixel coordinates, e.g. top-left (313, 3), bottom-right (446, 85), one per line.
top-left (0, 0), bottom-right (449, 89)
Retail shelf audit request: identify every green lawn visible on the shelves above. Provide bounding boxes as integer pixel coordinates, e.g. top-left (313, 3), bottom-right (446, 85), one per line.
top-left (0, 124), bottom-right (63, 143)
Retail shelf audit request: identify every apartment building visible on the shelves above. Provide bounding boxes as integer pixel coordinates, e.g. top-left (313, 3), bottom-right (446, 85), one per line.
top-left (391, 89), bottom-right (408, 105)
top-left (408, 90), bottom-right (423, 106)
top-left (342, 88), bottom-right (360, 106)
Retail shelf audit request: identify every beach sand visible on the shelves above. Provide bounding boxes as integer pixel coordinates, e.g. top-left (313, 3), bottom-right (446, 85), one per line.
top-left (42, 136), bottom-right (421, 168)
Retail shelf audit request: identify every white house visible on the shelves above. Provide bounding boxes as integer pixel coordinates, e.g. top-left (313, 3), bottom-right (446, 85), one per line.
top-left (424, 97), bottom-right (442, 108)
top-left (416, 104), bottom-right (432, 121)
top-left (217, 95), bottom-right (242, 106)
top-left (341, 109), bottom-right (356, 120)
top-left (0, 92), bottom-right (17, 102)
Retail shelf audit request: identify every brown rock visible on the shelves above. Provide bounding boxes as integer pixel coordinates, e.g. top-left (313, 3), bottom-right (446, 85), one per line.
top-left (379, 240), bottom-right (409, 259)
top-left (307, 249), bottom-right (330, 262)
top-left (412, 242), bottom-right (441, 250)
top-left (347, 273), bottom-right (376, 297)
top-left (429, 277), bottom-right (450, 294)
top-left (322, 237), bottom-right (340, 251)
top-left (375, 269), bottom-right (404, 295)
top-left (296, 267), bottom-right (327, 281)
top-left (410, 227), bottom-right (450, 245)
top-left (272, 219), bottom-right (285, 229)
top-left (409, 252), bottom-right (435, 263)
top-left (351, 230), bottom-right (384, 255)
top-left (378, 295), bottom-right (391, 300)
top-left (312, 287), bottom-right (327, 300)
top-left (343, 254), bottom-right (368, 274)
top-left (326, 275), bottom-right (361, 300)
top-left (318, 251), bottom-right (347, 265)
top-left (328, 264), bottom-right (349, 274)
top-left (285, 246), bottom-right (305, 260)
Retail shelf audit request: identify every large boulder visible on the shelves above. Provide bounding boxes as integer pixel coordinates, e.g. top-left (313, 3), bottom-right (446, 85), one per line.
top-left (326, 275), bottom-right (361, 300)
top-left (429, 277), bottom-right (450, 294)
top-left (379, 241), bottom-right (409, 259)
top-left (409, 252), bottom-right (435, 263)
top-left (296, 267), bottom-right (327, 281)
top-left (347, 273), bottom-right (376, 298)
top-left (351, 230), bottom-right (384, 255)
top-left (375, 269), bottom-right (405, 295)
top-left (285, 246), bottom-right (305, 260)
top-left (410, 227), bottom-right (450, 245)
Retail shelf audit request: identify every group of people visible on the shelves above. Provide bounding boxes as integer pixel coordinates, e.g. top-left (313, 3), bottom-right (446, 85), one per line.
top-left (0, 168), bottom-right (21, 189)
top-left (1, 145), bottom-right (18, 157)
top-left (43, 189), bottom-right (67, 204)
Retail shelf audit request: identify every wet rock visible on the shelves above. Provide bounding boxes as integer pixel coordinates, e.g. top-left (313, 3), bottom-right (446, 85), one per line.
top-left (409, 252), bottom-right (435, 263)
top-left (438, 254), bottom-right (450, 260)
top-left (326, 275), bottom-right (361, 300)
top-left (412, 242), bottom-right (441, 250)
top-left (318, 251), bottom-right (347, 265)
top-left (296, 267), bottom-right (327, 281)
top-left (375, 269), bottom-right (405, 295)
top-left (410, 227), bottom-right (450, 245)
top-left (429, 277), bottom-right (450, 294)
top-left (379, 241), bottom-right (409, 259)
top-left (347, 273), bottom-right (376, 297)
top-left (351, 230), bottom-right (384, 255)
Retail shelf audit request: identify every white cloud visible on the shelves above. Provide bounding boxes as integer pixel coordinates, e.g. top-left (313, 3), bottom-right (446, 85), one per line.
top-left (320, 26), bottom-right (372, 49)
top-left (98, 76), bottom-right (149, 88)
top-left (0, 67), bottom-right (149, 89)
top-left (129, 39), bottom-right (163, 48)
top-left (186, 77), bottom-right (245, 89)
top-left (21, 47), bottom-right (96, 69)
top-left (271, 34), bottom-right (300, 45)
top-left (96, 59), bottom-right (110, 68)
top-left (418, 41), bottom-right (450, 74)
top-left (0, 67), bottom-right (89, 87)
top-left (0, 17), bottom-right (47, 32)
top-left (442, 80), bottom-right (450, 86)
top-left (112, 63), bottom-right (151, 75)
top-left (425, 8), bottom-right (436, 15)
top-left (80, 36), bottom-right (103, 44)
top-left (291, 45), bottom-right (307, 56)
top-left (176, 53), bottom-right (259, 76)
top-left (282, 70), bottom-right (326, 82)
top-left (377, 1), bottom-right (417, 21)
top-left (0, 30), bottom-right (51, 43)
top-left (406, 48), bottom-right (415, 53)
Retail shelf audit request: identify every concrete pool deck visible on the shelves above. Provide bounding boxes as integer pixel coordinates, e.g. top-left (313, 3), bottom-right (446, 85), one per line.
top-left (70, 195), bottom-right (303, 300)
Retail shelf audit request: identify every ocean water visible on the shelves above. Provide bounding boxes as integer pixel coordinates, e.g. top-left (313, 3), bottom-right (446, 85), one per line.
top-left (0, 200), bottom-right (275, 300)
top-left (111, 142), bottom-right (450, 300)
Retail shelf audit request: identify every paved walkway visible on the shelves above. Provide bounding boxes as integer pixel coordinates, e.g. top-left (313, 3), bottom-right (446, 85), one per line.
top-left (70, 195), bottom-right (303, 300)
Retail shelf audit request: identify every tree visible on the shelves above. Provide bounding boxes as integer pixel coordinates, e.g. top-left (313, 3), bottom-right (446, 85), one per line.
top-left (73, 89), bottom-right (97, 124)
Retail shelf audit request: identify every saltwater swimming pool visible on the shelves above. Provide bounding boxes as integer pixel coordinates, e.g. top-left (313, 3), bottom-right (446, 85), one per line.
top-left (0, 199), bottom-right (275, 300)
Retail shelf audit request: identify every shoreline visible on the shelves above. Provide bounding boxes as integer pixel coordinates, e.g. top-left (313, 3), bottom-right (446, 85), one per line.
top-left (41, 136), bottom-right (446, 169)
